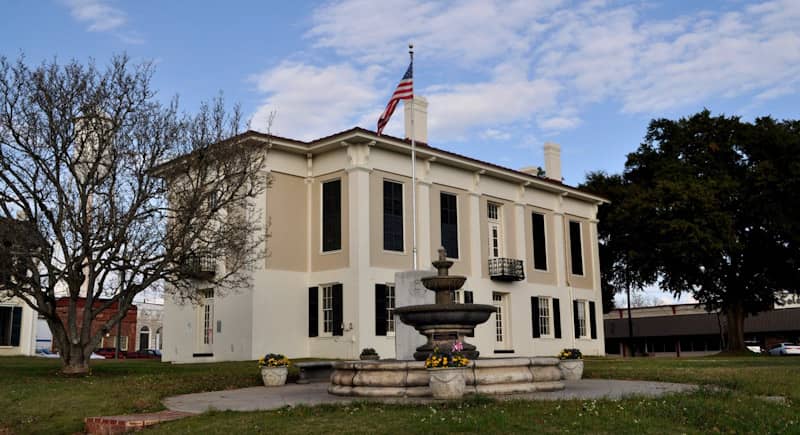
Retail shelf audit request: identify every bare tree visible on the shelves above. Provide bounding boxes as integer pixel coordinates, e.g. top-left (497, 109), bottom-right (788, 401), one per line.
top-left (0, 55), bottom-right (267, 374)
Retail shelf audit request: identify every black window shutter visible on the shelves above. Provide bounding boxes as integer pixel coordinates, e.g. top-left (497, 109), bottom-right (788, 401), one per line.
top-left (589, 301), bottom-right (597, 339)
top-left (333, 283), bottom-right (344, 336)
top-left (532, 213), bottom-right (547, 271)
top-left (464, 291), bottom-right (474, 304)
top-left (573, 300), bottom-right (581, 338)
top-left (10, 306), bottom-right (22, 347)
top-left (375, 284), bottom-right (387, 336)
top-left (553, 298), bottom-right (562, 339)
top-left (440, 193), bottom-right (459, 258)
top-left (569, 221), bottom-right (583, 275)
top-left (308, 287), bottom-right (318, 337)
top-left (383, 181), bottom-right (404, 252)
top-left (531, 297), bottom-right (541, 338)
top-left (322, 180), bottom-right (342, 252)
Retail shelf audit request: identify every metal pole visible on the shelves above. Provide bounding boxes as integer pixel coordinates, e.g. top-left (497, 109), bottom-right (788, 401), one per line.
top-left (115, 314), bottom-right (122, 359)
top-left (410, 44), bottom-right (417, 271)
top-left (626, 282), bottom-right (634, 357)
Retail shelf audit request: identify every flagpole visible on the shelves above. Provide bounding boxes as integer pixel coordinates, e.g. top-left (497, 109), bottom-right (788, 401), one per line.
top-left (409, 43), bottom-right (418, 271)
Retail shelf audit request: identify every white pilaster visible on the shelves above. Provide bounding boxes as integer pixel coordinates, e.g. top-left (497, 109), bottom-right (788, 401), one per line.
top-left (416, 180), bottom-right (432, 267)
top-left (346, 143), bottom-right (373, 359)
top-left (468, 192), bottom-right (482, 278)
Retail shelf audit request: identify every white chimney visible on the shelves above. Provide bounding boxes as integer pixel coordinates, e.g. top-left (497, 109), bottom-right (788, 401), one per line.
top-left (404, 95), bottom-right (428, 143)
top-left (543, 142), bottom-right (561, 181)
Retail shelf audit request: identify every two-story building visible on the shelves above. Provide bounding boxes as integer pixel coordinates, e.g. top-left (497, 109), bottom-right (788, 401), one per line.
top-left (162, 97), bottom-right (607, 362)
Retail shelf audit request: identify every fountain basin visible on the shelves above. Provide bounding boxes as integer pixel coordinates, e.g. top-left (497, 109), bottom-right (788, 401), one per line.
top-left (328, 357), bottom-right (565, 397)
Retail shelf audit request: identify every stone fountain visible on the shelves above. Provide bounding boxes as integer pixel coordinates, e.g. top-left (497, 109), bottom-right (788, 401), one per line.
top-left (328, 248), bottom-right (565, 398)
top-left (394, 247), bottom-right (496, 360)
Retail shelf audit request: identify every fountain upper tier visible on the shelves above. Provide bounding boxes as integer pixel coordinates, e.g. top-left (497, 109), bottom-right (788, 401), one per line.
top-left (395, 247), bottom-right (496, 360)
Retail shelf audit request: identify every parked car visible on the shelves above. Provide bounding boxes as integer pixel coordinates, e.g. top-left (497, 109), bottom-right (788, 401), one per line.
top-left (94, 347), bottom-right (126, 359)
top-left (767, 343), bottom-right (800, 356)
top-left (744, 341), bottom-right (763, 354)
top-left (36, 349), bottom-right (106, 359)
top-left (127, 349), bottom-right (162, 360)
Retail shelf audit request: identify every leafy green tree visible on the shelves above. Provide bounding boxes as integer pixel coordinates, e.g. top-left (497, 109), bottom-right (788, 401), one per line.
top-left (585, 111), bottom-right (800, 351)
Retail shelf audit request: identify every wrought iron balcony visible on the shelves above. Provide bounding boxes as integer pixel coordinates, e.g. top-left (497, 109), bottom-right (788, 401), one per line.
top-left (183, 255), bottom-right (217, 280)
top-left (488, 258), bottom-right (525, 282)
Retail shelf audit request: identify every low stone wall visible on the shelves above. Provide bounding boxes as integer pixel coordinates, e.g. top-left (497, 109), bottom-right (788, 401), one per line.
top-left (329, 357), bottom-right (564, 397)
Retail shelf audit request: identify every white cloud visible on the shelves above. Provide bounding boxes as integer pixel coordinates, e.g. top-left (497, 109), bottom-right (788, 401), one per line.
top-left (481, 128), bottom-right (511, 141)
top-left (63, 0), bottom-right (126, 32)
top-left (426, 75), bottom-right (561, 141)
top-left (303, 1), bottom-right (800, 137)
top-left (249, 62), bottom-right (382, 141)
top-left (253, 0), bottom-right (800, 142)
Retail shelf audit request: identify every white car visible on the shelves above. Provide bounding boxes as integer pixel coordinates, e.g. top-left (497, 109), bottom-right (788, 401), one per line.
top-left (767, 343), bottom-right (800, 356)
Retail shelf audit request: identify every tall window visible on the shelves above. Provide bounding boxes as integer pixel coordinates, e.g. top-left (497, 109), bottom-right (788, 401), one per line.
top-left (569, 220), bottom-right (584, 275)
top-left (383, 180), bottom-right (404, 251)
top-left (156, 327), bottom-right (162, 350)
top-left (0, 306), bottom-right (22, 347)
top-left (440, 192), bottom-right (459, 258)
top-left (202, 289), bottom-right (214, 345)
top-left (119, 336), bottom-right (129, 352)
top-left (492, 293), bottom-right (509, 348)
top-left (386, 284), bottom-right (396, 334)
top-left (322, 179), bottom-right (342, 252)
top-left (532, 213), bottom-right (547, 271)
top-left (576, 300), bottom-right (587, 337)
top-left (322, 285), bottom-right (333, 334)
top-left (538, 297), bottom-right (551, 336)
top-left (487, 202), bottom-right (502, 258)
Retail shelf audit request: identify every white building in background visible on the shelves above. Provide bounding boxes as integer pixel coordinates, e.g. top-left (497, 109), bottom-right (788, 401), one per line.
top-left (0, 295), bottom-right (37, 356)
top-left (162, 96), bottom-right (607, 363)
top-left (136, 301), bottom-right (164, 351)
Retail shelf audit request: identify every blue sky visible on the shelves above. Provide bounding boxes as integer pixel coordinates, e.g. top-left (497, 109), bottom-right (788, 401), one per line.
top-left (3, 0), bottom-right (799, 305)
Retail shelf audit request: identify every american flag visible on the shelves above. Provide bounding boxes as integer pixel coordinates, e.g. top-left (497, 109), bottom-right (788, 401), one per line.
top-left (377, 61), bottom-right (413, 135)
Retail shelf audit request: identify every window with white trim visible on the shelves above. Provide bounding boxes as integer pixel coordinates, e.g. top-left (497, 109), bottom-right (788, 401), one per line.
top-left (538, 297), bottom-right (551, 337)
top-left (386, 284), bottom-right (396, 335)
top-left (576, 300), bottom-right (587, 337)
top-left (322, 285), bottom-right (333, 335)
top-left (487, 202), bottom-right (503, 258)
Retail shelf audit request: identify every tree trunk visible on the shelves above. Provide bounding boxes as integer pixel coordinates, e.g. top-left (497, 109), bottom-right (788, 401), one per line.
top-left (60, 343), bottom-right (92, 375)
top-left (725, 303), bottom-right (746, 352)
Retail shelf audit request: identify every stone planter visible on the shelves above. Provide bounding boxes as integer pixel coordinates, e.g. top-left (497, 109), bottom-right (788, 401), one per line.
top-left (261, 366), bottom-right (288, 387)
top-left (558, 359), bottom-right (584, 380)
top-left (428, 367), bottom-right (467, 399)
top-left (360, 354), bottom-right (379, 360)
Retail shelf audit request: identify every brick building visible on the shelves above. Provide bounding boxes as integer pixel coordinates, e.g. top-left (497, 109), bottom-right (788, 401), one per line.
top-left (54, 298), bottom-right (138, 353)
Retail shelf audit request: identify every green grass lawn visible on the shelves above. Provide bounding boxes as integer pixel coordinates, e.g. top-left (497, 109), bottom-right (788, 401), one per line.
top-left (1, 355), bottom-right (798, 434)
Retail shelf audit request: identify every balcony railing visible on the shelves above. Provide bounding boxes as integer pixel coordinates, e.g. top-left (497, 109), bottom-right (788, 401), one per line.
top-left (183, 255), bottom-right (217, 280)
top-left (488, 258), bottom-right (525, 281)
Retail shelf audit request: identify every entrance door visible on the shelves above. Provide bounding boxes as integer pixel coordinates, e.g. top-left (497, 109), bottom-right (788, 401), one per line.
top-left (196, 289), bottom-right (214, 354)
top-left (492, 292), bottom-right (510, 349)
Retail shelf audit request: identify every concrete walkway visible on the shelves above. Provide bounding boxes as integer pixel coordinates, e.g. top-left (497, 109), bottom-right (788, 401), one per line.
top-left (163, 379), bottom-right (697, 414)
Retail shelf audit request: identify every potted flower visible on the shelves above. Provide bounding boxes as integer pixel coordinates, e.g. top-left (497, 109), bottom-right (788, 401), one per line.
top-left (557, 348), bottom-right (583, 380)
top-left (360, 348), bottom-right (379, 360)
top-left (258, 353), bottom-right (291, 387)
top-left (425, 341), bottom-right (470, 399)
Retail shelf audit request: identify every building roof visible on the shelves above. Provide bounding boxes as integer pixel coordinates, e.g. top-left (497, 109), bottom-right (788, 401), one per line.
top-left (604, 307), bottom-right (800, 338)
top-left (154, 127), bottom-right (608, 204)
